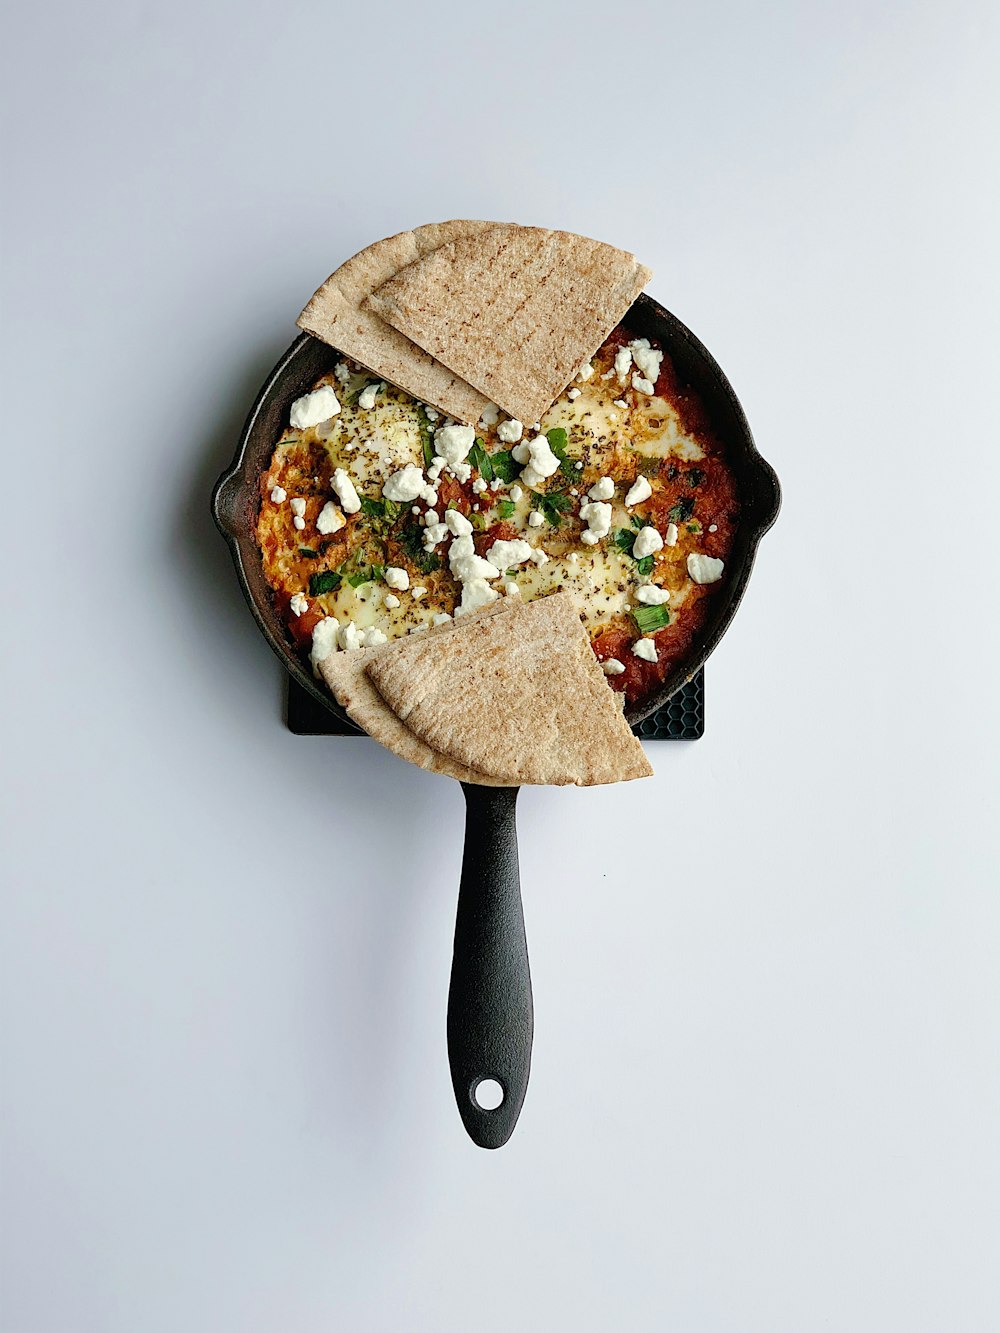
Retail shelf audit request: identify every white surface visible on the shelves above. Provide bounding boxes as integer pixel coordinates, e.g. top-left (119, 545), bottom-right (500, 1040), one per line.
top-left (2, 3), bottom-right (999, 1330)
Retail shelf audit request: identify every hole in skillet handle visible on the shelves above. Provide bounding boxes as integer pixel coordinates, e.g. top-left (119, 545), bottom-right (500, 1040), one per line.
top-left (472, 1078), bottom-right (505, 1111)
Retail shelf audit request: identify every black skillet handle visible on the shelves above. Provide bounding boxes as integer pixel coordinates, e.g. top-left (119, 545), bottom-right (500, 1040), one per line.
top-left (447, 784), bottom-right (533, 1149)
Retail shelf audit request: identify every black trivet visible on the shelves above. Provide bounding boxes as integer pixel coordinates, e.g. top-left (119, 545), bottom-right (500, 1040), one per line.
top-left (287, 668), bottom-right (704, 740)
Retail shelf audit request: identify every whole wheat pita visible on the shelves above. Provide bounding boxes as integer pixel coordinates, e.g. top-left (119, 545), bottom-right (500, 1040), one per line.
top-left (297, 222), bottom-right (496, 423)
top-left (364, 593), bottom-right (652, 787)
top-left (363, 224), bottom-right (652, 426)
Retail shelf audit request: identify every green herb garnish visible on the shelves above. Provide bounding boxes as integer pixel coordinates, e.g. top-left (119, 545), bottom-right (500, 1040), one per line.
top-left (667, 496), bottom-right (695, 523)
top-left (468, 439), bottom-right (494, 482)
top-left (298, 547), bottom-right (319, 558)
top-left (531, 489), bottom-right (573, 528)
top-left (399, 522), bottom-right (442, 574)
top-left (360, 496), bottom-right (385, 519)
top-left (470, 511), bottom-right (487, 531)
top-left (686, 521), bottom-right (701, 533)
top-left (308, 570), bottom-right (341, 596)
top-left (686, 468), bottom-right (705, 488)
top-left (545, 427), bottom-right (578, 478)
top-left (633, 603), bottom-right (671, 635)
top-left (497, 499), bottom-right (516, 520)
top-left (630, 513), bottom-right (645, 530)
top-left (491, 450), bottom-right (519, 482)
top-left (614, 527), bottom-right (655, 576)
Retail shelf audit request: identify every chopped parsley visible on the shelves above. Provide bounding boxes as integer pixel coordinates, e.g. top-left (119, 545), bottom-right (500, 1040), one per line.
top-left (686, 467), bottom-right (705, 488)
top-left (531, 489), bottom-right (572, 527)
top-left (491, 450), bottom-right (519, 482)
top-left (686, 521), bottom-right (701, 533)
top-left (399, 521), bottom-right (442, 574)
top-left (497, 499), bottom-right (516, 520)
top-left (468, 439), bottom-right (494, 482)
top-left (359, 496), bottom-right (385, 519)
top-left (545, 426), bottom-right (578, 478)
top-left (345, 561), bottom-right (385, 588)
top-left (298, 547), bottom-right (319, 558)
top-left (614, 527), bottom-right (655, 576)
top-left (667, 496), bottom-right (695, 523)
top-left (632, 603), bottom-right (671, 635)
top-left (308, 570), bottom-right (341, 596)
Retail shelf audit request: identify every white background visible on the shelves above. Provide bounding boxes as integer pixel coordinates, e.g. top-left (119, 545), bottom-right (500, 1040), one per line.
top-left (2, 3), bottom-right (998, 1330)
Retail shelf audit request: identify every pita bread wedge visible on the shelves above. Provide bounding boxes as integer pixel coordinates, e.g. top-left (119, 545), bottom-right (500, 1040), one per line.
top-left (317, 602), bottom-right (510, 786)
top-left (297, 221), bottom-right (496, 424)
top-left (364, 593), bottom-right (652, 787)
top-left (363, 225), bottom-right (652, 426)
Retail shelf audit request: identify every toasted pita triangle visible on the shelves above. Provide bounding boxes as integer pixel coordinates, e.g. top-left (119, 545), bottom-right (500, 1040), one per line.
top-left (363, 225), bottom-right (652, 426)
top-left (297, 222), bottom-right (496, 424)
top-left (364, 593), bottom-right (652, 787)
top-left (317, 603), bottom-right (510, 785)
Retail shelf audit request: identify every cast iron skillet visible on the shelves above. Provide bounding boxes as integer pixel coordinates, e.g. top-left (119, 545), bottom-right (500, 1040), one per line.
top-left (213, 294), bottom-right (780, 1148)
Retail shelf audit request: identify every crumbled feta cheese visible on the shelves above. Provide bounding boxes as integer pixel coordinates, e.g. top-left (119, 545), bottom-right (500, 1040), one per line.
top-left (529, 548), bottom-right (549, 566)
top-left (412, 586), bottom-right (427, 600)
top-left (384, 593), bottom-right (400, 610)
top-left (310, 617), bottom-right (340, 673)
top-left (411, 505), bottom-right (420, 515)
top-left (600, 369), bottom-right (616, 380)
top-left (358, 382), bottom-right (380, 410)
top-left (290, 593), bottom-right (309, 616)
top-left (432, 612), bottom-right (453, 626)
top-left (445, 509), bottom-right (473, 538)
top-left (333, 362), bottom-right (351, 385)
top-left (567, 387), bottom-right (581, 401)
top-left (577, 361), bottom-right (595, 381)
top-left (574, 461), bottom-right (583, 471)
top-left (631, 374), bottom-right (655, 395)
top-left (382, 464), bottom-right (426, 503)
top-left (509, 484), bottom-right (523, 502)
top-left (363, 628), bottom-right (388, 648)
top-left (490, 477), bottom-right (503, 491)
top-left (293, 516), bottom-right (305, 531)
top-left (588, 476), bottom-right (615, 501)
top-left (633, 525), bottom-right (664, 559)
top-left (472, 504), bottom-right (480, 512)
top-left (270, 485), bottom-right (287, 503)
top-left (513, 434), bottom-right (560, 489)
top-left (579, 500), bottom-right (612, 545)
top-left (527, 509), bottom-right (544, 528)
top-left (613, 399), bottom-right (627, 409)
top-left (332, 468), bottom-right (361, 514)
top-left (664, 522), bottom-right (679, 547)
top-left (458, 579), bottom-right (499, 615)
top-left (289, 497), bottom-right (306, 517)
top-left (632, 638), bottom-right (658, 663)
top-left (602, 658), bottom-right (625, 676)
top-left (385, 566), bottom-right (410, 591)
top-left (423, 522), bottom-right (448, 548)
top-left (614, 347), bottom-right (633, 381)
top-left (409, 624), bottom-right (429, 634)
top-left (472, 477), bottom-right (488, 494)
top-left (504, 580), bottom-right (520, 596)
top-left (478, 403), bottom-right (501, 428)
top-left (434, 423), bottom-right (475, 469)
top-left (629, 337), bottom-right (663, 386)
top-left (420, 485), bottom-right (438, 505)
top-left (424, 405), bottom-right (439, 421)
top-left (338, 621), bottom-right (365, 652)
top-left (290, 385), bottom-right (341, 430)
top-left (316, 501), bottom-right (345, 535)
top-left (532, 423), bottom-right (541, 432)
top-left (687, 553), bottom-right (725, 584)
top-left (424, 509), bottom-right (439, 526)
top-left (486, 538), bottom-right (532, 571)
top-left (635, 584), bottom-right (670, 605)
top-left (708, 523), bottom-right (718, 533)
top-left (625, 475), bottom-right (652, 507)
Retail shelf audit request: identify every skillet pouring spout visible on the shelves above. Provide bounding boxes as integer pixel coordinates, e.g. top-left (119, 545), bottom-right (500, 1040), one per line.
top-left (448, 784), bottom-right (533, 1148)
